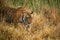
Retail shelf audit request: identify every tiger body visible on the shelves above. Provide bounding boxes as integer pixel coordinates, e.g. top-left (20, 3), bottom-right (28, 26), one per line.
top-left (0, 7), bottom-right (33, 28)
top-left (0, 7), bottom-right (16, 23)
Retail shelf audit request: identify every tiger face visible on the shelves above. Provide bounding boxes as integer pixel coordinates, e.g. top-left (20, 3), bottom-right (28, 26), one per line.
top-left (18, 10), bottom-right (33, 28)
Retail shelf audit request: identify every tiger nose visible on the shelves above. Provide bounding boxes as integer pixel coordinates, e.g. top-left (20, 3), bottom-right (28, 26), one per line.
top-left (28, 22), bottom-right (30, 24)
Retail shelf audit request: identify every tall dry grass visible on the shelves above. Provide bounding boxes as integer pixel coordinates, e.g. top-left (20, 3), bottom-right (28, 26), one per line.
top-left (0, 7), bottom-right (60, 40)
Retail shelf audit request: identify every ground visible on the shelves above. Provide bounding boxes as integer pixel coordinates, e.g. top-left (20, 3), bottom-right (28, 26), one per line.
top-left (0, 7), bottom-right (60, 40)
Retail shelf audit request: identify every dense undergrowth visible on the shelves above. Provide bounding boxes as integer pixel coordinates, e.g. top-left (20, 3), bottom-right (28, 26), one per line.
top-left (0, 0), bottom-right (60, 40)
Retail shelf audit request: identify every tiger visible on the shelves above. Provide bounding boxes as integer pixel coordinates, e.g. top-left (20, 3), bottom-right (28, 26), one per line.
top-left (0, 7), bottom-right (33, 28)
top-left (12, 7), bottom-right (33, 28)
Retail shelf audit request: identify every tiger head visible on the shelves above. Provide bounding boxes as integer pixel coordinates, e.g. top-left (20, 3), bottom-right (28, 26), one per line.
top-left (18, 9), bottom-right (33, 28)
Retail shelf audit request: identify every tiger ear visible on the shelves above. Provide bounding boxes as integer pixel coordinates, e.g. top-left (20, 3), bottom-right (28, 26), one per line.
top-left (30, 11), bottom-right (33, 14)
top-left (30, 11), bottom-right (34, 17)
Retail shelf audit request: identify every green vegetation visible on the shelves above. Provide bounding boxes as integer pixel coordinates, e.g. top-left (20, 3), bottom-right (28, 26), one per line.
top-left (12, 0), bottom-right (60, 13)
top-left (0, 0), bottom-right (60, 13)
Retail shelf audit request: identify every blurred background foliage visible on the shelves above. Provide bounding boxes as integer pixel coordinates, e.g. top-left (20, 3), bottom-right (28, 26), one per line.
top-left (0, 0), bottom-right (60, 13)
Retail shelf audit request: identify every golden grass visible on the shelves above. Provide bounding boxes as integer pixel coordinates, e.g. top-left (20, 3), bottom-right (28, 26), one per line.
top-left (0, 7), bottom-right (60, 40)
